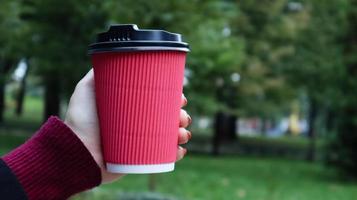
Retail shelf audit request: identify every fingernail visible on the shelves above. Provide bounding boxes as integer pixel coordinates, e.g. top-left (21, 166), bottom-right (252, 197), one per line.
top-left (187, 115), bottom-right (192, 125)
top-left (187, 131), bottom-right (192, 140)
top-left (183, 94), bottom-right (188, 106)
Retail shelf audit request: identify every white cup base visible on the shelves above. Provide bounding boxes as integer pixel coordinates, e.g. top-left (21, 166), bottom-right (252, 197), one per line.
top-left (106, 162), bottom-right (175, 174)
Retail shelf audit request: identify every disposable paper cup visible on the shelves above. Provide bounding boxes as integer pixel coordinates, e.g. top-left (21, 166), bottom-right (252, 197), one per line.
top-left (88, 25), bottom-right (189, 174)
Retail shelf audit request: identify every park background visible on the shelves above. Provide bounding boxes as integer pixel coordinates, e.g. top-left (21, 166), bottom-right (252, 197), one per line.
top-left (1, 0), bottom-right (357, 199)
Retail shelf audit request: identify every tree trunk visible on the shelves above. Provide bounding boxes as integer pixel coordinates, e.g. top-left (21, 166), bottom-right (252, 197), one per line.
top-left (228, 114), bottom-right (238, 140)
top-left (0, 59), bottom-right (16, 123)
top-left (44, 74), bottom-right (60, 121)
top-left (15, 61), bottom-right (29, 116)
top-left (325, 109), bottom-right (336, 133)
top-left (307, 98), bottom-right (318, 162)
top-left (261, 117), bottom-right (267, 136)
top-left (212, 112), bottom-right (225, 156)
top-left (212, 112), bottom-right (239, 155)
top-left (0, 78), bottom-right (5, 123)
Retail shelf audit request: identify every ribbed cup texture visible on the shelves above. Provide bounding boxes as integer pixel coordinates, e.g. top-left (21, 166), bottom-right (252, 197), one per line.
top-left (92, 51), bottom-right (186, 165)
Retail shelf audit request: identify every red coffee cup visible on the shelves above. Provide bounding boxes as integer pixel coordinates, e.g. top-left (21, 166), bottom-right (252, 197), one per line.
top-left (88, 24), bottom-right (189, 174)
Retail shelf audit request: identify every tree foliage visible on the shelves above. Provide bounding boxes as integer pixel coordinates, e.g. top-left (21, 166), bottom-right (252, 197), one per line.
top-left (21, 0), bottom-right (107, 95)
top-left (327, 0), bottom-right (357, 178)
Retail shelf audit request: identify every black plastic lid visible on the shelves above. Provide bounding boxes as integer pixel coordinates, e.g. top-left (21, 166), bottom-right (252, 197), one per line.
top-left (88, 24), bottom-right (190, 54)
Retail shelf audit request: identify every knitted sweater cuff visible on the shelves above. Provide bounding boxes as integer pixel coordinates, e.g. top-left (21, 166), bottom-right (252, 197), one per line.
top-left (2, 116), bottom-right (102, 200)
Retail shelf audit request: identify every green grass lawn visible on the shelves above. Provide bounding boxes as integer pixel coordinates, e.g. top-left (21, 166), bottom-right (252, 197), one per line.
top-left (2, 135), bottom-right (357, 200)
top-left (1, 96), bottom-right (357, 200)
top-left (80, 155), bottom-right (356, 200)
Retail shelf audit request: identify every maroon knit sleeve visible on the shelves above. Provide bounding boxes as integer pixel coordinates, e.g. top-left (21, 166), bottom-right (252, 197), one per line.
top-left (2, 116), bottom-right (102, 200)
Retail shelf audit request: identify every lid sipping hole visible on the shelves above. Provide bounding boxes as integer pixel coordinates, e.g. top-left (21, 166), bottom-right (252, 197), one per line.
top-left (126, 32), bottom-right (130, 40)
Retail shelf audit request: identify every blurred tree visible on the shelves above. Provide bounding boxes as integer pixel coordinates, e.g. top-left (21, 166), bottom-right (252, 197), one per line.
top-left (0, 0), bottom-right (24, 122)
top-left (327, 0), bottom-right (357, 178)
top-left (281, 0), bottom-right (347, 161)
top-left (15, 59), bottom-right (29, 116)
top-left (20, 0), bottom-right (107, 120)
top-left (230, 0), bottom-right (306, 136)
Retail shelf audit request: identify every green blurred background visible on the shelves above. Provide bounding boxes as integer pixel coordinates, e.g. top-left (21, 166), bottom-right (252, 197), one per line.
top-left (1, 0), bottom-right (357, 199)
